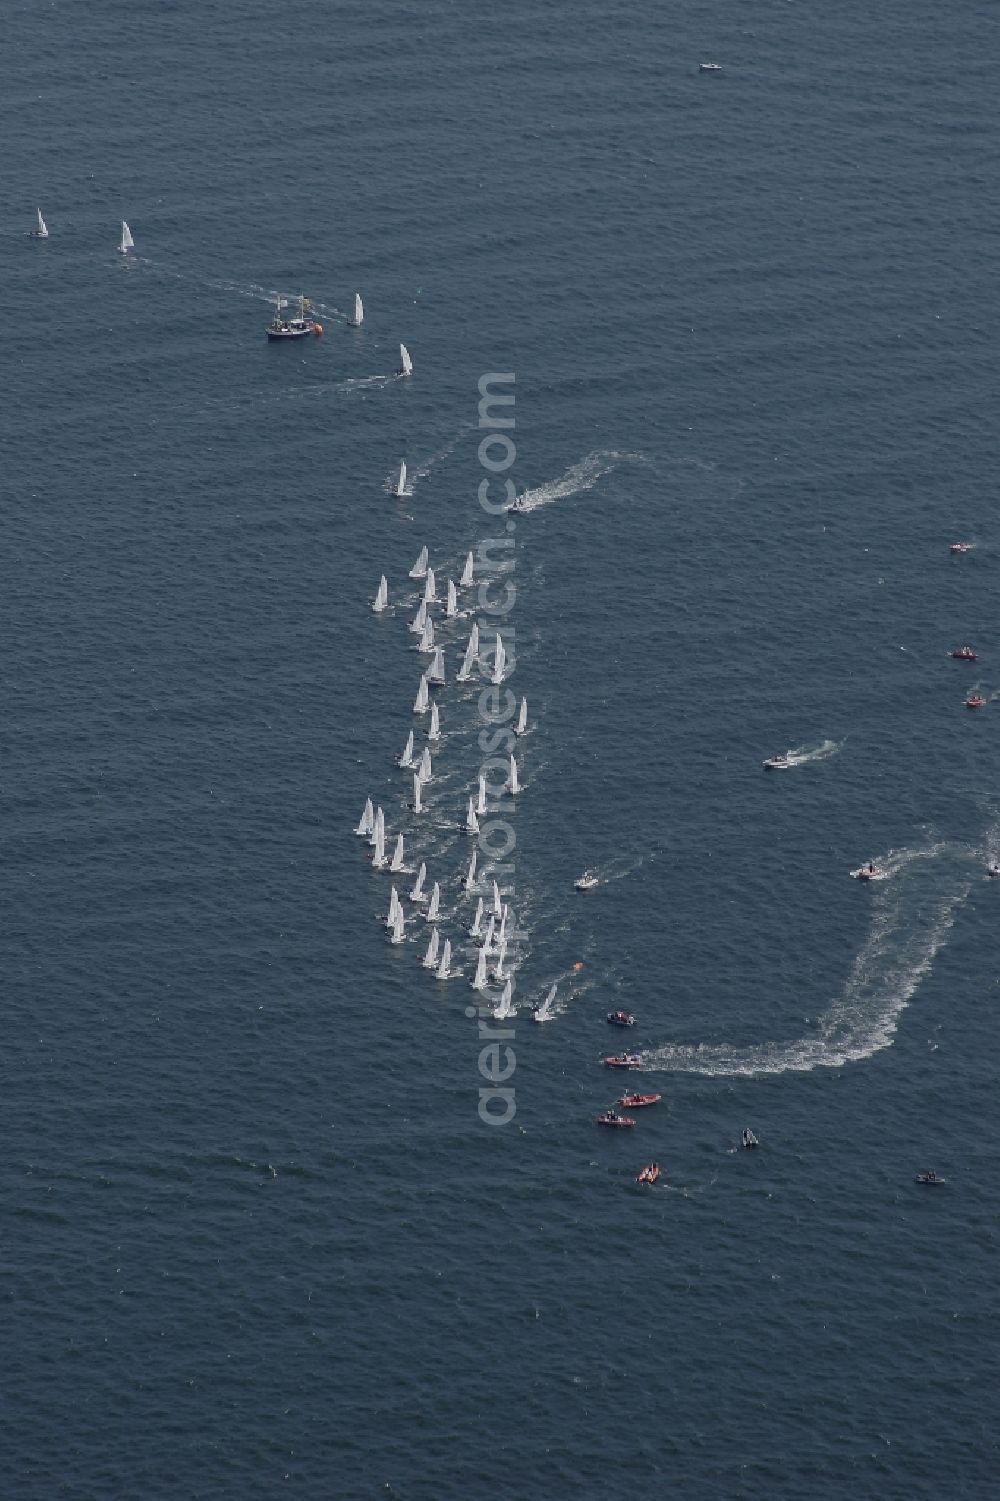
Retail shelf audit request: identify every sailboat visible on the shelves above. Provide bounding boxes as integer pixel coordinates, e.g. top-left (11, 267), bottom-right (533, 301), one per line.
top-left (472, 947), bottom-right (489, 991)
top-left (476, 776), bottom-right (488, 816)
top-left (412, 773), bottom-right (424, 813)
top-left (515, 697), bottom-right (528, 736)
top-left (508, 755), bottom-right (521, 795)
top-left (465, 798), bottom-right (480, 835)
top-left (445, 580), bottom-right (458, 619)
top-left (118, 220), bottom-right (134, 255)
top-left (423, 568), bottom-right (437, 604)
top-left (426, 647), bottom-right (445, 685)
top-left (469, 897), bottom-right (484, 938)
top-left (28, 208), bottom-right (49, 240)
top-left (494, 939), bottom-right (509, 982)
top-left (417, 747), bottom-right (432, 783)
top-left (494, 979), bottom-right (514, 1020)
top-left (456, 623), bottom-right (479, 682)
top-left (534, 983), bottom-right (558, 1023)
top-left (410, 863), bottom-right (428, 903)
top-left (372, 576), bottom-right (389, 613)
top-left (266, 293), bottom-right (320, 340)
top-left (351, 292), bottom-right (364, 327)
top-left (356, 798), bottom-right (375, 837)
top-left (418, 620), bottom-right (435, 654)
top-left (396, 343), bottom-right (413, 378)
top-left (385, 886), bottom-right (402, 928)
top-left (425, 883), bottom-right (441, 922)
top-left (409, 546), bottom-right (429, 580)
top-left (389, 909), bottom-right (406, 944)
top-left (493, 881), bottom-right (503, 918)
top-left (413, 676), bottom-right (430, 714)
top-left (465, 849), bottom-right (478, 891)
top-left (390, 834), bottom-right (405, 873)
top-left (491, 633), bottom-right (506, 686)
top-left (435, 939), bottom-right (454, 979)
top-left (369, 806), bottom-right (385, 849)
top-left (428, 703), bottom-right (441, 743)
top-left (398, 730), bottom-right (416, 768)
top-left (395, 460), bottom-right (408, 498)
top-left (409, 601), bottom-right (428, 635)
top-left (460, 552), bottom-right (475, 588)
top-left (371, 822), bottom-right (388, 869)
top-left (482, 915), bottom-right (497, 954)
top-left (423, 929), bottom-right (441, 969)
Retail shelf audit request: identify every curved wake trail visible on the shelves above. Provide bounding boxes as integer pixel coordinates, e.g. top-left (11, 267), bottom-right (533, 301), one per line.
top-left (782, 738), bottom-right (843, 768)
top-left (513, 450), bottom-right (647, 513)
top-left (642, 842), bottom-right (978, 1077)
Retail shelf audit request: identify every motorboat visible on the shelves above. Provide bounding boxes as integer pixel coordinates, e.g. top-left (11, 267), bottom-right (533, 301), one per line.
top-left (987, 864), bottom-right (1000, 879)
top-left (635, 1163), bottom-right (661, 1184)
top-left (762, 754), bottom-right (790, 770)
top-left (741, 1128), bottom-right (759, 1149)
top-left (915, 1170), bottom-right (945, 1185)
top-left (951, 646), bottom-right (977, 661)
top-left (596, 1110), bottom-right (636, 1128)
top-left (617, 1093), bottom-right (661, 1109)
top-left (575, 870), bottom-right (599, 891)
top-left (603, 1053), bottom-right (643, 1069)
top-left (851, 863), bottom-right (887, 881)
top-left (266, 295), bottom-right (322, 340)
top-left (949, 542), bottom-right (972, 554)
top-left (966, 694), bottom-right (987, 709)
top-left (699, 62), bottom-right (723, 72)
top-left (607, 1010), bottom-right (636, 1028)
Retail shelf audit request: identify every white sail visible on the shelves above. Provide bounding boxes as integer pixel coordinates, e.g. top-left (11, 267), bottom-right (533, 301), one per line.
top-left (400, 343), bottom-right (413, 376)
top-left (493, 880), bottom-right (503, 917)
top-left (386, 886), bottom-right (401, 926)
top-left (476, 776), bottom-right (488, 816)
top-left (445, 580), bottom-right (458, 619)
top-left (428, 703), bottom-right (441, 742)
top-left (483, 914), bottom-right (496, 954)
top-left (35, 208), bottom-right (49, 237)
top-left (372, 575), bottom-right (389, 613)
top-left (372, 823), bottom-right (387, 869)
top-left (456, 645), bottom-right (474, 683)
top-left (426, 646), bottom-right (445, 685)
top-left (353, 292), bottom-right (364, 326)
top-left (418, 620), bottom-right (435, 654)
top-left (460, 551), bottom-right (474, 588)
top-left (413, 676), bottom-right (430, 713)
top-left (494, 979), bottom-right (513, 1019)
top-left (409, 546), bottom-right (429, 580)
top-left (356, 797), bottom-right (374, 836)
top-left (491, 633), bottom-right (506, 686)
top-left (515, 697), bottom-right (527, 736)
top-left (395, 460), bottom-right (408, 498)
top-left (423, 928), bottom-right (440, 968)
top-left (390, 834), bottom-right (405, 873)
top-left (465, 798), bottom-right (480, 835)
top-left (369, 806), bottom-right (384, 847)
top-left (435, 938), bottom-right (452, 979)
top-left (426, 883), bottom-right (441, 922)
top-left (423, 568), bottom-right (437, 604)
top-left (409, 600), bottom-right (428, 635)
top-left (399, 730), bottom-right (415, 768)
top-left (468, 622), bottom-right (480, 656)
top-left (508, 755), bottom-right (520, 795)
top-left (412, 773), bottom-right (424, 813)
top-left (494, 939), bottom-right (508, 981)
top-left (497, 905), bottom-right (508, 947)
top-left (390, 909), bottom-right (406, 944)
top-left (470, 896), bottom-right (484, 938)
top-left (535, 982), bottom-right (558, 1021)
top-left (465, 849), bottom-right (478, 891)
top-left (119, 220), bottom-right (133, 253)
top-left (410, 862), bottom-right (428, 902)
top-left (472, 947), bottom-right (489, 991)
top-left (418, 747), bottom-right (432, 783)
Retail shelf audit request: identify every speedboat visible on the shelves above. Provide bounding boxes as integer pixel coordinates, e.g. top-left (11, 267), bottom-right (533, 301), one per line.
top-left (266, 295), bottom-right (322, 340)
top-left (607, 1010), bottom-right (636, 1028)
top-left (699, 62), bottom-right (723, 72)
top-left (635, 1162), bottom-right (661, 1184)
top-left (575, 870), bottom-right (599, 891)
top-left (596, 1110), bottom-right (636, 1128)
top-left (617, 1093), bottom-right (661, 1108)
top-left (949, 542), bottom-right (972, 554)
top-left (987, 864), bottom-right (1000, 879)
top-left (851, 863), bottom-right (887, 881)
top-left (915, 1170), bottom-right (945, 1185)
top-left (951, 646), bottom-right (978, 661)
top-left (741, 1128), bottom-right (759, 1149)
top-left (762, 754), bottom-right (790, 770)
top-left (603, 1052), bottom-right (642, 1069)
top-left (966, 694), bottom-right (987, 709)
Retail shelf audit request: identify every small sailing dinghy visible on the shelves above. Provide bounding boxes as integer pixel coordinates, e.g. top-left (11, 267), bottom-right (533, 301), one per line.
top-left (28, 208), bottom-right (49, 240)
top-left (476, 776), bottom-right (489, 816)
top-left (410, 863), bottom-right (428, 903)
top-left (533, 983), bottom-right (558, 1023)
top-left (409, 601), bottom-right (428, 635)
top-left (398, 730), bottom-right (416, 768)
top-left (469, 897), bottom-right (484, 938)
top-left (460, 552), bottom-right (475, 588)
top-left (445, 580), bottom-right (458, 619)
top-left (507, 755), bottom-right (521, 795)
top-left (465, 798), bottom-right (480, 835)
top-left (395, 460), bottom-right (408, 498)
top-left (472, 947), bottom-right (489, 991)
top-left (741, 1128), bottom-right (759, 1150)
top-left (396, 343), bottom-right (413, 378)
top-left (426, 646), bottom-right (446, 685)
top-left (515, 697), bottom-right (528, 736)
top-left (465, 849), bottom-right (478, 891)
top-left (371, 822), bottom-right (388, 869)
top-left (457, 627), bottom-right (479, 682)
top-left (491, 634), bottom-right (506, 686)
top-left (423, 929), bottom-right (441, 969)
top-left (428, 703), bottom-right (442, 742)
top-left (413, 676), bottom-right (430, 714)
top-left (389, 909), bottom-right (406, 944)
top-left (435, 939), bottom-right (455, 980)
top-left (390, 835), bottom-right (406, 873)
top-left (351, 292), bottom-right (364, 327)
top-left (118, 220), bottom-right (134, 254)
top-left (411, 773), bottom-right (424, 813)
top-left (372, 576), bottom-right (389, 613)
top-left (356, 798), bottom-right (375, 837)
top-left (423, 568), bottom-right (437, 605)
top-left (417, 747), bottom-right (433, 784)
top-left (418, 620), bottom-right (435, 654)
top-left (369, 807), bottom-right (385, 849)
top-left (425, 883), bottom-right (441, 922)
top-left (385, 887), bottom-right (402, 929)
top-left (409, 546), bottom-right (429, 580)
top-left (494, 979), bottom-right (514, 1020)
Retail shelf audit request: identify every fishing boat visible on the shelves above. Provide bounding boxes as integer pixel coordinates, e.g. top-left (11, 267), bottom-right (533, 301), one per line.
top-left (266, 294), bottom-right (321, 340)
top-left (607, 1011), bottom-right (636, 1028)
top-left (915, 1170), bottom-right (945, 1185)
top-left (603, 1053), bottom-right (643, 1069)
top-left (409, 546), bottom-right (429, 580)
top-left (118, 220), bottom-right (134, 254)
top-left (763, 754), bottom-right (790, 770)
top-left (28, 208), bottom-right (48, 239)
top-left (351, 292), bottom-right (363, 327)
top-left (596, 1110), bottom-right (636, 1128)
top-left (951, 646), bottom-right (977, 661)
top-left (851, 863), bottom-right (887, 881)
top-left (515, 697), bottom-right (528, 736)
top-left (396, 343), bottom-right (413, 377)
top-left (966, 694), bottom-right (987, 709)
top-left (372, 576), bottom-right (389, 613)
top-left (395, 461), bottom-right (408, 498)
top-left (617, 1093), bottom-right (661, 1109)
top-left (635, 1162), bottom-right (661, 1184)
top-left (575, 871), bottom-right (599, 891)
top-left (356, 798), bottom-right (374, 837)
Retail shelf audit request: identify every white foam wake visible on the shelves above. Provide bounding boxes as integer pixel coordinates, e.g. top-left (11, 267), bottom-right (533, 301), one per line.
top-left (642, 841), bottom-right (978, 1077)
top-left (512, 450), bottom-right (647, 513)
top-left (782, 738), bottom-right (843, 768)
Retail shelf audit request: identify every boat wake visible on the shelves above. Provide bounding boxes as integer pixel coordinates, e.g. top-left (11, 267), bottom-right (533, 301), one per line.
top-left (641, 839), bottom-right (980, 1077)
top-left (780, 738), bottom-right (844, 768)
top-left (512, 450), bottom-right (648, 514)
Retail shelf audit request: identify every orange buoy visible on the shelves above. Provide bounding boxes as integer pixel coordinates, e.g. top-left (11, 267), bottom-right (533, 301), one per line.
top-left (313, 322), bottom-right (323, 336)
top-left (573, 961), bottom-right (585, 972)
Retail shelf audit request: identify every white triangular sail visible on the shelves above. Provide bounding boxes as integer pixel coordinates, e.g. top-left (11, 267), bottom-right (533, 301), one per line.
top-left (399, 730), bottom-right (415, 768)
top-left (418, 620), bottom-right (435, 654)
top-left (390, 909), bottom-right (406, 944)
top-left (494, 978), bottom-right (513, 1019)
top-left (483, 914), bottom-right (497, 954)
top-left (535, 982), bottom-right (558, 1021)
top-left (423, 928), bottom-right (440, 968)
top-left (476, 776), bottom-right (488, 816)
top-left (491, 633), bottom-right (506, 686)
top-left (372, 575), bottom-right (389, 613)
top-left (400, 343), bottom-right (413, 376)
top-left (446, 580), bottom-right (458, 618)
top-left (412, 773), bottom-right (424, 813)
top-left (493, 880), bottom-right (503, 917)
top-left (409, 546), bottom-right (429, 580)
top-left (353, 292), bottom-right (364, 326)
top-left (390, 834), bottom-right (405, 873)
top-left (435, 938), bottom-right (452, 979)
top-left (409, 600), bottom-right (428, 635)
top-left (418, 747), bottom-right (432, 783)
top-left (460, 551), bottom-right (474, 588)
top-left (494, 939), bottom-right (508, 981)
top-left (472, 947), bottom-right (488, 991)
top-left (410, 862), bottom-right (428, 902)
top-left (356, 797), bottom-right (374, 836)
top-left (470, 896), bottom-right (484, 938)
top-left (497, 905), bottom-right (508, 947)
top-left (369, 806), bottom-right (384, 848)
top-left (428, 703), bottom-right (441, 742)
top-left (508, 755), bottom-right (520, 795)
top-left (426, 883), bottom-right (441, 921)
top-left (35, 208), bottom-right (49, 237)
top-left (423, 568), bottom-right (437, 604)
top-left (386, 886), bottom-right (401, 927)
top-left (465, 849), bottom-right (478, 891)
top-left (515, 697), bottom-right (527, 736)
top-left (465, 798), bottom-right (480, 835)
top-left (395, 460), bottom-right (408, 498)
top-left (119, 220), bottom-right (133, 253)
top-left (426, 646), bottom-right (445, 685)
top-left (413, 676), bottom-right (430, 713)
top-left (372, 822), bottom-right (387, 869)
top-left (469, 622), bottom-right (480, 656)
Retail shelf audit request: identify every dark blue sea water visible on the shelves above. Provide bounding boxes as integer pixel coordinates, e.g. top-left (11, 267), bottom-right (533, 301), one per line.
top-left (3, 2), bottom-right (999, 1496)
